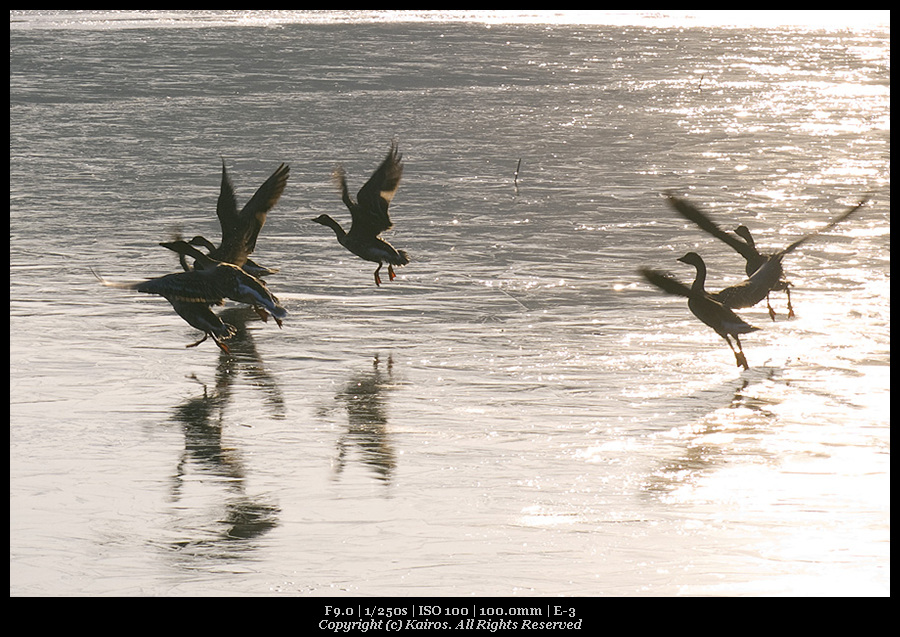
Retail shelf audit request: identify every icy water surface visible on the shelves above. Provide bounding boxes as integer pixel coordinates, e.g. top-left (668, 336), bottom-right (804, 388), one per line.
top-left (10, 11), bottom-right (889, 596)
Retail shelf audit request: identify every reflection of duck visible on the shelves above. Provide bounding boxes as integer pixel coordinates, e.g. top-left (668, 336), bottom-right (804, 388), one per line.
top-left (644, 372), bottom-right (780, 497)
top-left (333, 355), bottom-right (397, 483)
top-left (92, 259), bottom-right (286, 351)
top-left (169, 374), bottom-right (280, 551)
top-left (164, 161), bottom-right (289, 276)
top-left (172, 375), bottom-right (236, 475)
top-left (172, 308), bottom-right (284, 446)
top-left (641, 260), bottom-right (760, 370)
top-left (213, 307), bottom-right (286, 419)
top-left (312, 142), bottom-right (409, 286)
top-left (667, 194), bottom-right (868, 319)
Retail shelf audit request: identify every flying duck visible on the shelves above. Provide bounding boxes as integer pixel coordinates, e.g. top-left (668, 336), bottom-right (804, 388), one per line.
top-left (640, 259), bottom-right (761, 370)
top-left (93, 258), bottom-right (285, 349)
top-left (311, 141), bottom-right (409, 286)
top-left (165, 160), bottom-right (289, 276)
top-left (667, 194), bottom-right (868, 319)
top-left (158, 239), bottom-right (287, 326)
top-left (92, 267), bottom-right (240, 353)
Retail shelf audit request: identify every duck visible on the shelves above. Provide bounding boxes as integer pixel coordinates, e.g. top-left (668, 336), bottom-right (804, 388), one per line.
top-left (157, 239), bottom-right (287, 326)
top-left (165, 300), bottom-right (237, 353)
top-left (164, 160), bottom-right (289, 276)
top-left (676, 251), bottom-right (784, 313)
top-left (640, 260), bottom-right (761, 370)
top-left (93, 259), bottom-right (285, 348)
top-left (667, 194), bottom-right (868, 319)
top-left (91, 267), bottom-right (238, 353)
top-left (311, 141), bottom-right (409, 286)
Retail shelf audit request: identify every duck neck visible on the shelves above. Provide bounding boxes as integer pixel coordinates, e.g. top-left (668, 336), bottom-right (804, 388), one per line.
top-left (689, 259), bottom-right (708, 294)
top-left (318, 215), bottom-right (347, 241)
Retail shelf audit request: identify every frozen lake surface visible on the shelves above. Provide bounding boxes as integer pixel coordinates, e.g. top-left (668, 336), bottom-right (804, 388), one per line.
top-left (10, 10), bottom-right (890, 596)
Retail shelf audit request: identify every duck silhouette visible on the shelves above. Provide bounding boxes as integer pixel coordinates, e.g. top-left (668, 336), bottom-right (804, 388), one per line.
top-left (164, 161), bottom-right (289, 277)
top-left (312, 141), bottom-right (409, 286)
top-left (92, 258), bottom-right (286, 351)
top-left (667, 194), bottom-right (868, 319)
top-left (640, 259), bottom-right (761, 370)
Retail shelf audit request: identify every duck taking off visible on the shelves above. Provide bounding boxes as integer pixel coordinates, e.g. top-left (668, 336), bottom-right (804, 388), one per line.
top-left (312, 141), bottom-right (409, 286)
top-left (91, 267), bottom-right (238, 353)
top-left (157, 240), bottom-right (287, 326)
top-left (92, 258), bottom-right (286, 352)
top-left (640, 259), bottom-right (761, 370)
top-left (165, 161), bottom-right (289, 276)
top-left (667, 194), bottom-right (868, 319)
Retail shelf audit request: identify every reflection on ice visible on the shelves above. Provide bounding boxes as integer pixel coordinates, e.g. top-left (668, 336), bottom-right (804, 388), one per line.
top-left (165, 308), bottom-right (284, 559)
top-left (9, 14), bottom-right (889, 596)
top-left (323, 354), bottom-right (399, 484)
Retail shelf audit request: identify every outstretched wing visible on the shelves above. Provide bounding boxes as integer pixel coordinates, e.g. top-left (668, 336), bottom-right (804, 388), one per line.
top-left (218, 162), bottom-right (290, 263)
top-left (333, 164), bottom-right (355, 213)
top-left (136, 271), bottom-right (228, 304)
top-left (639, 267), bottom-right (693, 299)
top-left (352, 141), bottom-right (404, 236)
top-left (92, 267), bottom-right (224, 304)
top-left (667, 194), bottom-right (758, 262)
top-left (237, 162), bottom-right (290, 246)
top-left (781, 195), bottom-right (869, 256)
top-left (216, 159), bottom-right (240, 240)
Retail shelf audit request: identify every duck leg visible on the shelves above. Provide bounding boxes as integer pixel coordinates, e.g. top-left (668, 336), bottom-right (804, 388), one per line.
top-left (785, 285), bottom-right (795, 318)
top-left (373, 263), bottom-right (383, 287)
top-left (766, 293), bottom-right (777, 321)
top-left (253, 305), bottom-right (270, 323)
top-left (186, 333), bottom-right (210, 349)
top-left (723, 334), bottom-right (750, 370)
top-left (388, 264), bottom-right (397, 281)
top-left (211, 335), bottom-right (231, 354)
top-left (186, 331), bottom-right (231, 354)
top-left (733, 335), bottom-right (750, 370)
